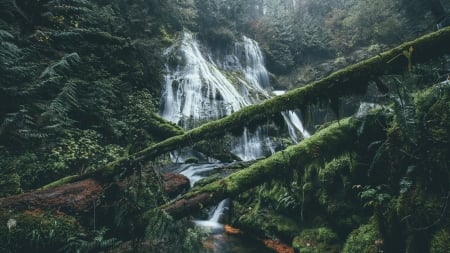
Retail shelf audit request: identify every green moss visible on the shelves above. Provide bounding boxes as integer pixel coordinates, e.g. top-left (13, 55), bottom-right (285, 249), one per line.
top-left (184, 157), bottom-right (199, 164)
top-left (40, 175), bottom-right (81, 190)
top-left (342, 219), bottom-right (382, 253)
top-left (430, 229), bottom-right (450, 253)
top-left (292, 227), bottom-right (340, 253)
top-left (238, 208), bottom-right (301, 240)
top-left (0, 210), bottom-right (81, 253)
top-left (160, 25), bottom-right (176, 44)
top-left (319, 155), bottom-right (352, 187)
top-left (162, 113), bottom-right (387, 219)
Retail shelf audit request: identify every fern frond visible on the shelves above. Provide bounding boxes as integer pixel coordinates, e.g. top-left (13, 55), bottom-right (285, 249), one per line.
top-left (47, 0), bottom-right (91, 7)
top-left (2, 65), bottom-right (30, 80)
top-left (39, 52), bottom-right (81, 79)
top-left (50, 5), bottom-right (92, 15)
top-left (17, 129), bottom-right (50, 139)
top-left (0, 0), bottom-right (30, 23)
top-left (0, 29), bottom-right (14, 40)
top-left (0, 43), bottom-right (20, 63)
top-left (0, 106), bottom-right (49, 140)
top-left (0, 0), bottom-right (15, 14)
top-left (41, 80), bottom-right (78, 127)
top-left (0, 41), bottom-right (21, 65)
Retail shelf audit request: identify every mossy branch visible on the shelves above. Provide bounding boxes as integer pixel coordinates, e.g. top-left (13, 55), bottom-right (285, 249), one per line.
top-left (157, 112), bottom-right (387, 219)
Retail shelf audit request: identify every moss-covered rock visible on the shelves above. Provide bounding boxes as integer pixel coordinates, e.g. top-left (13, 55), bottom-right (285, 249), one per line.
top-left (238, 208), bottom-right (301, 241)
top-left (342, 219), bottom-right (382, 253)
top-left (292, 227), bottom-right (340, 253)
top-left (0, 210), bottom-right (82, 253)
top-left (430, 229), bottom-right (450, 253)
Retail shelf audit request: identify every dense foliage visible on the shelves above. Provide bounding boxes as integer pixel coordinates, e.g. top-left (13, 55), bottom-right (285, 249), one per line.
top-left (1, 0), bottom-right (449, 252)
top-left (0, 0), bottom-right (184, 190)
top-left (193, 0), bottom-right (447, 75)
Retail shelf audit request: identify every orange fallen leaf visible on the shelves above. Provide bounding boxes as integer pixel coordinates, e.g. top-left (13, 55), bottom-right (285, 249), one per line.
top-left (263, 239), bottom-right (294, 253)
top-left (224, 224), bottom-right (241, 234)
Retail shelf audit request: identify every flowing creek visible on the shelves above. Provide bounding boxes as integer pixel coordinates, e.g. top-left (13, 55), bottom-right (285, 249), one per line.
top-left (159, 31), bottom-right (309, 251)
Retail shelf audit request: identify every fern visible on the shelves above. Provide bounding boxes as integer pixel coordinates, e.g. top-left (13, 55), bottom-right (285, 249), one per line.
top-left (0, 0), bottom-right (30, 22)
top-left (391, 77), bottom-right (418, 145)
top-left (0, 30), bottom-right (20, 66)
top-left (276, 191), bottom-right (299, 210)
top-left (0, 29), bottom-right (14, 40)
top-left (58, 229), bottom-right (121, 253)
top-left (0, 106), bottom-right (48, 140)
top-left (47, 0), bottom-right (91, 6)
top-left (39, 52), bottom-right (81, 79)
top-left (41, 80), bottom-right (79, 128)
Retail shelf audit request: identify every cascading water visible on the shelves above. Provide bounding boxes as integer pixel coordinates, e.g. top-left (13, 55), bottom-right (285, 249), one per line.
top-left (281, 111), bottom-right (311, 143)
top-left (274, 90), bottom-right (311, 143)
top-left (194, 199), bottom-right (230, 231)
top-left (159, 32), bottom-right (311, 251)
top-left (161, 31), bottom-right (274, 160)
top-left (161, 32), bottom-right (259, 129)
top-left (178, 163), bottom-right (222, 187)
top-left (232, 127), bottom-right (265, 161)
top-left (242, 36), bottom-right (270, 90)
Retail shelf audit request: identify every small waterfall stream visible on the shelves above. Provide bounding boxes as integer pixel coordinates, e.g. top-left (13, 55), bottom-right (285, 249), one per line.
top-left (194, 199), bottom-right (230, 231)
top-left (159, 31), bottom-right (310, 251)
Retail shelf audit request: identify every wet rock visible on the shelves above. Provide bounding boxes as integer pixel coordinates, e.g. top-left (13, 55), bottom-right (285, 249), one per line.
top-left (163, 173), bottom-right (190, 198)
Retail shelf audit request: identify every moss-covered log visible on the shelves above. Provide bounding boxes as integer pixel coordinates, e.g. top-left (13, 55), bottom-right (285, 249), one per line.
top-left (0, 173), bottom-right (189, 214)
top-left (0, 178), bottom-right (103, 213)
top-left (158, 112), bottom-right (388, 219)
top-left (97, 27), bottom-right (450, 180)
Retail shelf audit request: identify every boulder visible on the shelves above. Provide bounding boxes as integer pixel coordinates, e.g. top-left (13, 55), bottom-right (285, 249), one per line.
top-left (163, 173), bottom-right (190, 198)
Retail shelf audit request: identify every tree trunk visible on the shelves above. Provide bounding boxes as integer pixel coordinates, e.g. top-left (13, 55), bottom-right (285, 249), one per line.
top-left (0, 178), bottom-right (103, 213)
top-left (0, 173), bottom-right (190, 214)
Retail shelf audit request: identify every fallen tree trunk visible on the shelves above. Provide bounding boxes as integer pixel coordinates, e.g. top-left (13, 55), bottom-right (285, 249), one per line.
top-left (157, 113), bottom-right (388, 219)
top-left (0, 174), bottom-right (190, 213)
top-left (0, 178), bottom-right (103, 213)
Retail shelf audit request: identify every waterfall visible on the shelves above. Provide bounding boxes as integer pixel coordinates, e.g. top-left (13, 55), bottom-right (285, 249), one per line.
top-left (173, 162), bottom-right (229, 231)
top-left (161, 32), bottom-right (251, 128)
top-left (274, 91), bottom-right (311, 143)
top-left (178, 163), bottom-right (222, 187)
top-left (232, 127), bottom-right (265, 161)
top-left (242, 36), bottom-right (270, 90)
top-left (356, 102), bottom-right (378, 117)
top-left (159, 32), bottom-right (313, 242)
top-left (160, 31), bottom-right (311, 159)
top-left (161, 32), bottom-right (274, 160)
top-left (281, 111), bottom-right (311, 143)
top-left (194, 199), bottom-right (230, 231)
